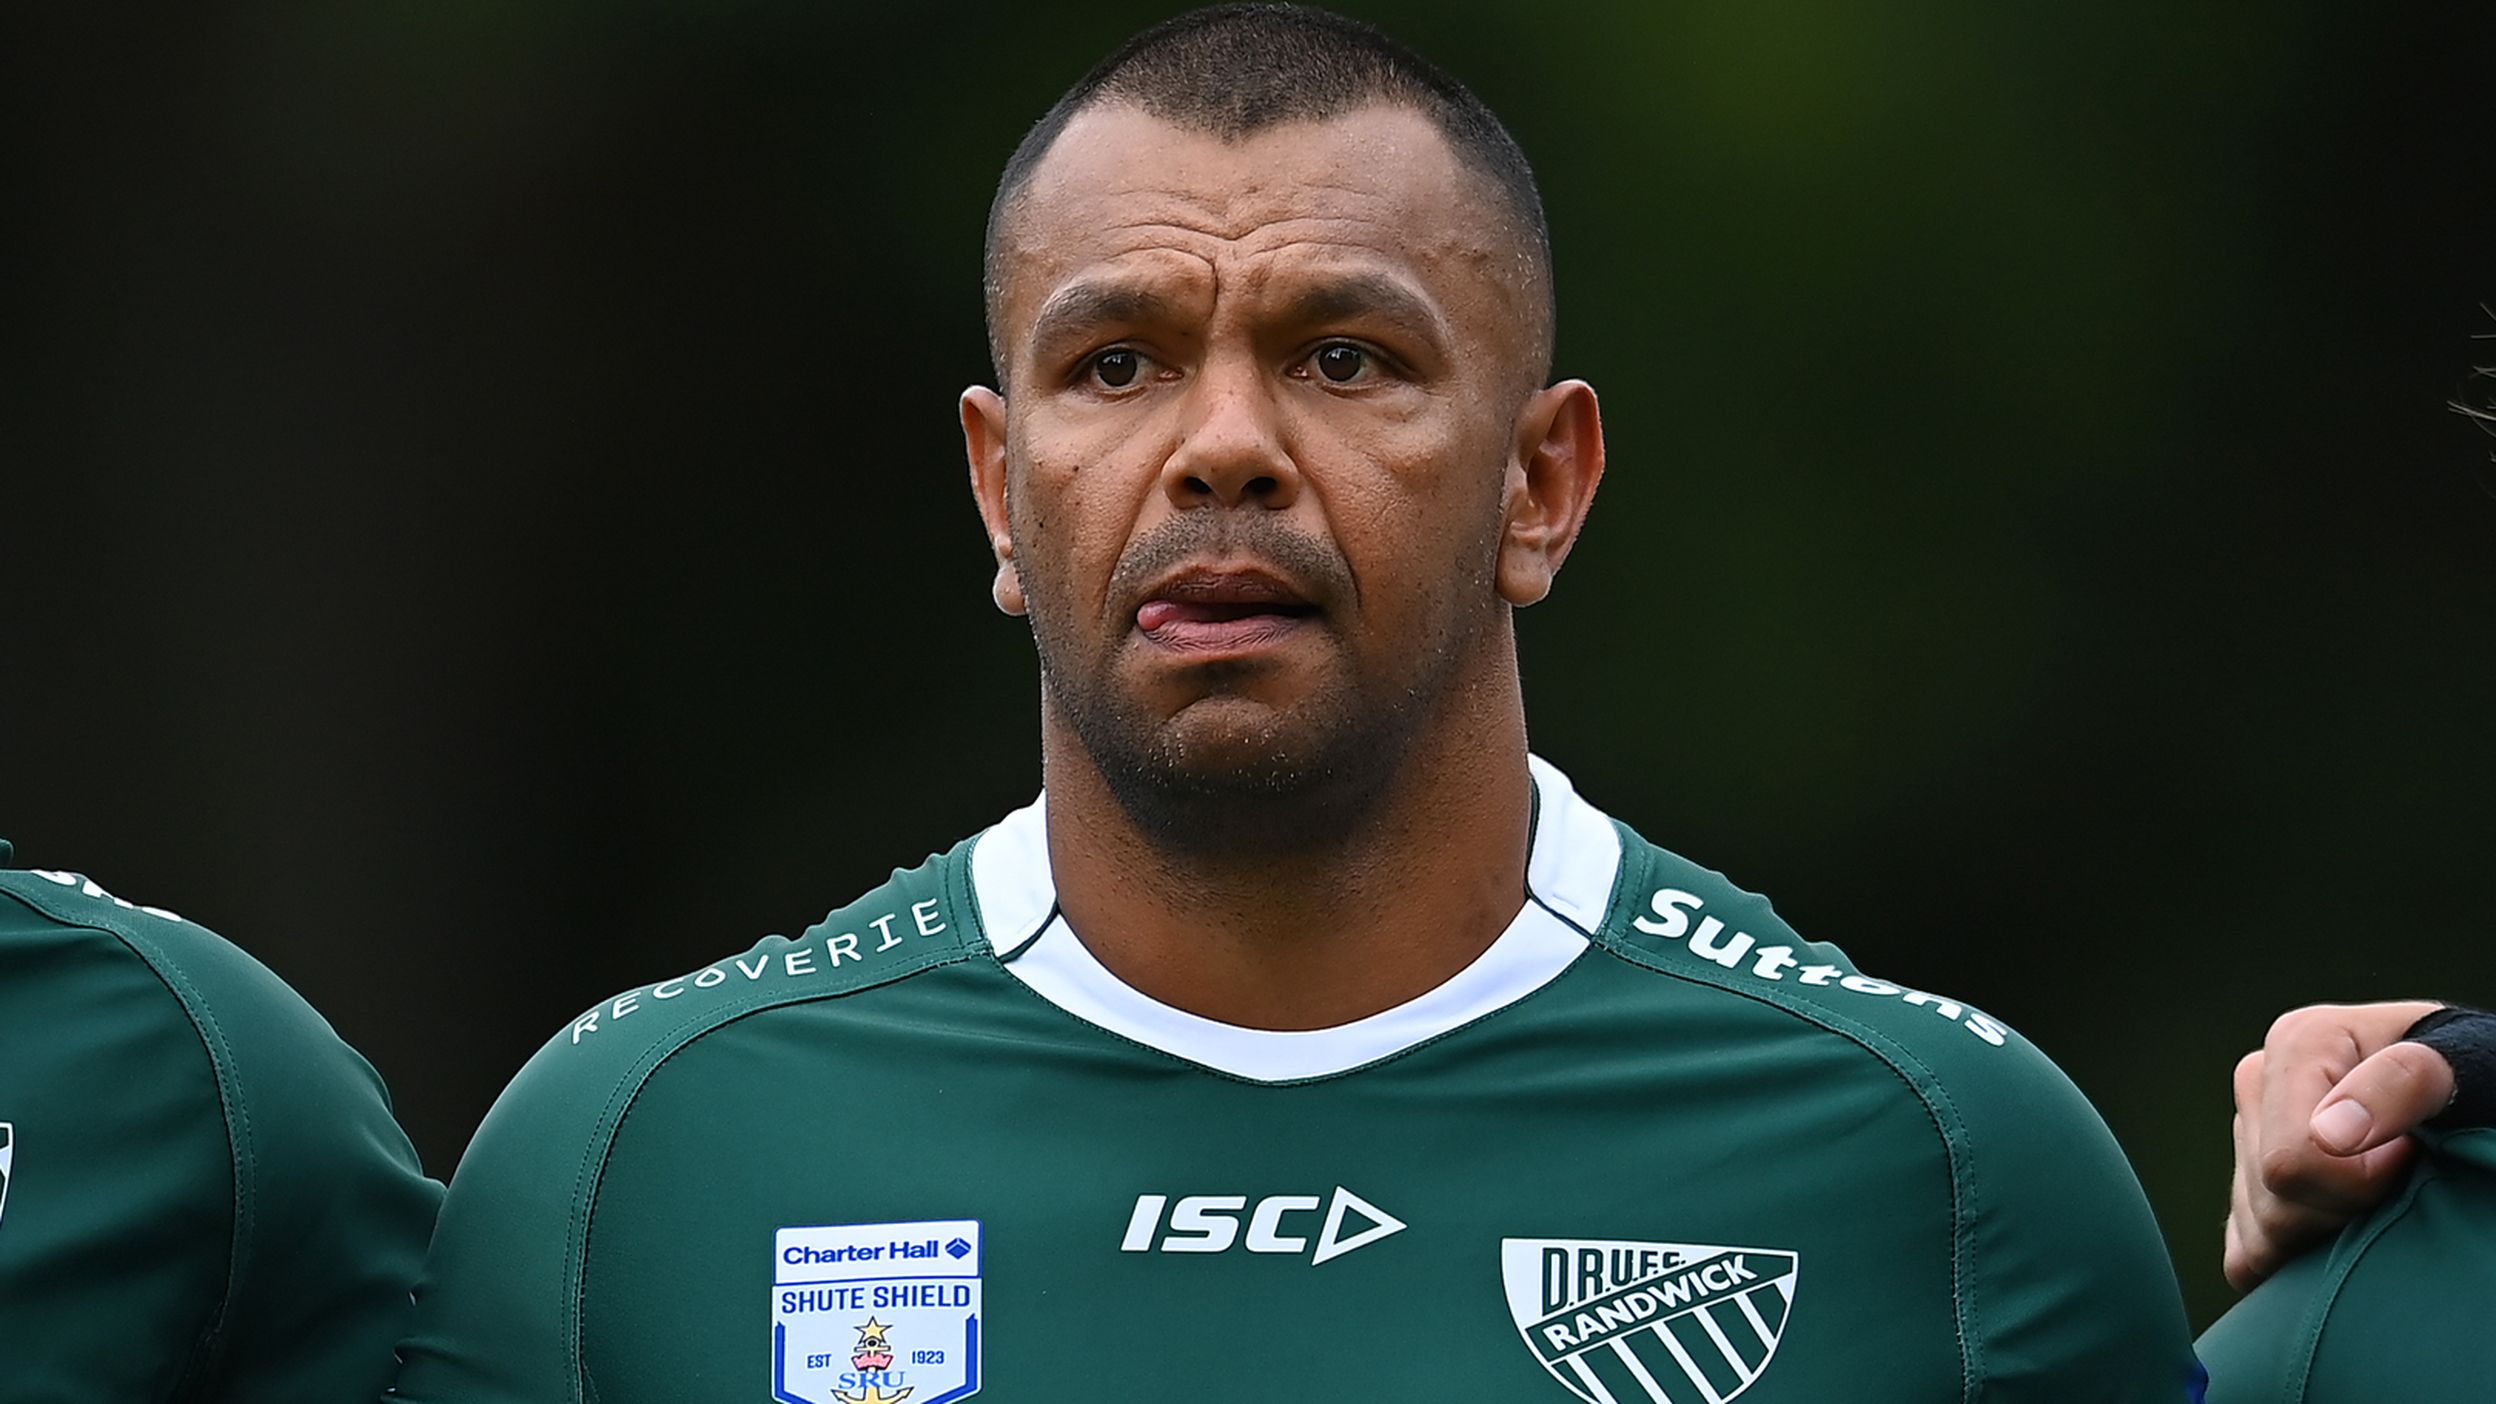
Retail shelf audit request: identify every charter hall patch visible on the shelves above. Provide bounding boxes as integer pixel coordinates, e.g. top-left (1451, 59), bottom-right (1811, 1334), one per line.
top-left (1501, 1236), bottom-right (1800, 1404)
top-left (773, 1219), bottom-right (982, 1404)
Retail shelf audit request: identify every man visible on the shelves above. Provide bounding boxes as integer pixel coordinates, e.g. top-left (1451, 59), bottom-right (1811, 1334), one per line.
top-left (388, 8), bottom-right (2198, 1399)
top-left (2202, 1000), bottom-right (2496, 1399)
top-left (0, 841), bottom-right (439, 1399)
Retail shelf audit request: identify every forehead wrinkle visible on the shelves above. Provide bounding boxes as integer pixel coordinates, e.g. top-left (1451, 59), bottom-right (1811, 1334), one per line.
top-left (1051, 237), bottom-right (1454, 320)
top-left (1012, 244), bottom-right (1212, 344)
top-left (999, 106), bottom-right (1547, 381)
top-left (1084, 215), bottom-right (1493, 289)
top-left (1091, 201), bottom-right (1409, 247)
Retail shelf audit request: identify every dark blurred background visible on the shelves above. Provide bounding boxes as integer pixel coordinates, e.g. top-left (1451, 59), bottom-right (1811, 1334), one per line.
top-left (4, 1), bottom-right (2489, 1329)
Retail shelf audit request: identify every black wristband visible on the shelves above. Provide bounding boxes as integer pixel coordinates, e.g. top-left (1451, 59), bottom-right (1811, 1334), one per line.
top-left (2403, 1006), bottom-right (2496, 1131)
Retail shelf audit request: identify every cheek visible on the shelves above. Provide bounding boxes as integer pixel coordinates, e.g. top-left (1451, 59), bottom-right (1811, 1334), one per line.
top-left (1009, 437), bottom-right (1157, 620)
top-left (1319, 428), bottom-right (1510, 606)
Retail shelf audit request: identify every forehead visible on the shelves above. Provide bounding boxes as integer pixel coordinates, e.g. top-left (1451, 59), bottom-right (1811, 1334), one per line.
top-left (994, 103), bottom-right (1523, 345)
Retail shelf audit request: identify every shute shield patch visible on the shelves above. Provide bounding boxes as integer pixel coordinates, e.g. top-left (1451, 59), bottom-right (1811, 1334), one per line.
top-left (772, 1219), bottom-right (981, 1404)
top-left (1501, 1236), bottom-right (1799, 1404)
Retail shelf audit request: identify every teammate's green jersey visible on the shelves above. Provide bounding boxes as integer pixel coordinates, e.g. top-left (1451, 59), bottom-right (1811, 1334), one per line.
top-left (391, 760), bottom-right (2197, 1403)
top-left (2197, 1126), bottom-right (2496, 1401)
top-left (0, 844), bottom-right (441, 1402)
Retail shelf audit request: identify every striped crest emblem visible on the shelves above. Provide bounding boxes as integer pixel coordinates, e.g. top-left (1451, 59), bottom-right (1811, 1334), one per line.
top-left (1501, 1237), bottom-right (1799, 1404)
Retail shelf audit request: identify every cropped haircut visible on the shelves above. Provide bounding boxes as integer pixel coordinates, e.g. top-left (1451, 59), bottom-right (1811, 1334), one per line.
top-left (981, 3), bottom-right (1554, 388)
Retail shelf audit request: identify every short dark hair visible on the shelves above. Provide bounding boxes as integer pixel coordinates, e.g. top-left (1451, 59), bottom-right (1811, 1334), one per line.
top-left (982, 3), bottom-right (1553, 386)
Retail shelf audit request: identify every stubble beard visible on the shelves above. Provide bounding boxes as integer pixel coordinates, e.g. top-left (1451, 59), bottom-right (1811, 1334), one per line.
top-left (1024, 519), bottom-right (1498, 861)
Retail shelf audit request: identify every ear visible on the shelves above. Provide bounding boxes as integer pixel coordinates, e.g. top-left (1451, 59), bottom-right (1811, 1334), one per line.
top-left (1496, 379), bottom-right (1606, 607)
top-left (960, 385), bottom-right (1026, 616)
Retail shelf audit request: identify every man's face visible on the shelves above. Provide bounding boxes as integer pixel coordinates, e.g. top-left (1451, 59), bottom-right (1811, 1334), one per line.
top-left (967, 103), bottom-right (1552, 844)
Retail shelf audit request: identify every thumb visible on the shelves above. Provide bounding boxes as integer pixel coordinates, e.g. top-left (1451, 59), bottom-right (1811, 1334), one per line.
top-left (2311, 1041), bottom-right (2457, 1155)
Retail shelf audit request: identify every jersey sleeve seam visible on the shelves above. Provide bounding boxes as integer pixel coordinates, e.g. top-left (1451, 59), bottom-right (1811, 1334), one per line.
top-left (1585, 848), bottom-right (1986, 1398)
top-left (0, 880), bottom-right (255, 1393)
top-left (560, 947), bottom-right (984, 1397)
top-left (2285, 1155), bottom-right (2446, 1398)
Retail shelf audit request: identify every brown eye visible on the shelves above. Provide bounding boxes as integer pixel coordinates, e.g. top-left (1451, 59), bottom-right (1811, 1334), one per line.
top-left (1092, 349), bottom-right (1141, 388)
top-left (1315, 344), bottom-right (1367, 383)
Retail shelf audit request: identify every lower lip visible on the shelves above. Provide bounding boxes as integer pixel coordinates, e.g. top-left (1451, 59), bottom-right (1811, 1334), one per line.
top-left (1136, 610), bottom-right (1313, 656)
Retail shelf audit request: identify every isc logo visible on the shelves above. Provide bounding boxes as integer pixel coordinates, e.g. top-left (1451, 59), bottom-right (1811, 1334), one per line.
top-left (1119, 1187), bottom-right (1406, 1265)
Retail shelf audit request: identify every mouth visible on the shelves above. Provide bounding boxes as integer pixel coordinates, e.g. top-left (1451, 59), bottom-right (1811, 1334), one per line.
top-left (1134, 566), bottom-right (1321, 656)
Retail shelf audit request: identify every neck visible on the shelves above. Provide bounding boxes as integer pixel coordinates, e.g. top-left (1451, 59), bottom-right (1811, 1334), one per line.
top-left (1040, 659), bottom-right (1534, 1031)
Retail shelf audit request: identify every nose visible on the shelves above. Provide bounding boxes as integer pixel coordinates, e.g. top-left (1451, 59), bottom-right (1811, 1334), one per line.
top-left (1159, 355), bottom-right (1301, 511)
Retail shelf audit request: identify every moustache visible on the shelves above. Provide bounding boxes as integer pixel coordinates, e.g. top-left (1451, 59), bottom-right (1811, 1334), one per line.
top-left (1107, 514), bottom-right (1355, 612)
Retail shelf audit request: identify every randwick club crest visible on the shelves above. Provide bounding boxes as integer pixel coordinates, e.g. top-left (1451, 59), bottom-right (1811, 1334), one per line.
top-left (772, 1219), bottom-right (982, 1404)
top-left (1501, 1236), bottom-right (1799, 1404)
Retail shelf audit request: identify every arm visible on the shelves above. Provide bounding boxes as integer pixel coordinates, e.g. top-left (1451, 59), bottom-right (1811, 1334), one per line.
top-left (385, 1014), bottom-right (633, 1404)
top-left (96, 886), bottom-right (444, 1403)
top-left (0, 869), bottom-right (440, 1403)
top-left (1950, 1029), bottom-right (2201, 1401)
top-left (1606, 852), bottom-right (2199, 1397)
top-left (202, 965), bottom-right (443, 1402)
top-left (0, 887), bottom-right (236, 1400)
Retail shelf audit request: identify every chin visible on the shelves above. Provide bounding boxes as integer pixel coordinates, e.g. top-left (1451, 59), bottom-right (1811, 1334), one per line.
top-left (1045, 646), bottom-right (1439, 852)
top-left (1143, 700), bottom-right (1338, 796)
top-left (1072, 697), bottom-right (1392, 854)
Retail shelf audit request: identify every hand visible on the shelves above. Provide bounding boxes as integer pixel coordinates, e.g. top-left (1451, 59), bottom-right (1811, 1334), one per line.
top-left (2223, 1000), bottom-right (2453, 1292)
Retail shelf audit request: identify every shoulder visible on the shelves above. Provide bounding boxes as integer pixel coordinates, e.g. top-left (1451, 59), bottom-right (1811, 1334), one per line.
top-left (448, 837), bottom-right (989, 1204)
top-left (0, 863), bottom-right (379, 1117)
top-left (1528, 765), bottom-right (2123, 1144)
top-left (395, 838), bottom-right (988, 1401)
top-left (0, 866), bottom-right (220, 1084)
top-left (2201, 1129), bottom-right (2496, 1401)
top-left (0, 856), bottom-right (437, 1398)
top-left (0, 865), bottom-right (244, 1380)
top-left (530, 838), bottom-right (983, 1090)
top-left (0, 856), bottom-right (430, 1175)
top-left (1594, 825), bottom-right (2059, 1104)
top-left (1579, 816), bottom-right (2194, 1392)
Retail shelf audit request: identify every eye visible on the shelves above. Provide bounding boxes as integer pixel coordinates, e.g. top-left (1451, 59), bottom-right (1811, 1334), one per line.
top-left (1312, 343), bottom-right (1369, 384)
top-left (1089, 348), bottom-right (1144, 389)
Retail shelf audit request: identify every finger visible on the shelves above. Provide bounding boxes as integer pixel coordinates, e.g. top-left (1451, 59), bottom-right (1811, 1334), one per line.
top-left (2225, 1113), bottom-right (2266, 1291)
top-left (2227, 1100), bottom-right (2335, 1291)
top-left (2223, 1213), bottom-right (2251, 1292)
top-left (2238, 1134), bottom-right (2417, 1291)
top-left (2256, 1135), bottom-right (2385, 1217)
top-left (2348, 1134), bottom-right (2417, 1190)
top-left (2227, 1072), bottom-right (2295, 1291)
top-left (2232, 1049), bottom-right (2266, 1117)
top-left (2252, 1010), bottom-right (2378, 1214)
top-left (2225, 1005), bottom-right (2440, 1292)
top-left (2311, 1042), bottom-right (2457, 1154)
top-left (2257, 1013), bottom-right (2359, 1169)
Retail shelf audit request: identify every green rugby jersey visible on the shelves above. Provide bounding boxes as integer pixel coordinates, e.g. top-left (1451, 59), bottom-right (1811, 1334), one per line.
top-left (2197, 1127), bottom-right (2496, 1401)
top-left (0, 845), bottom-right (440, 1402)
top-left (392, 759), bottom-right (2196, 1403)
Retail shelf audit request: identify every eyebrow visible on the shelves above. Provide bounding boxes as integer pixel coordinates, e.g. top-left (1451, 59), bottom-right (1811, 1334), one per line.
top-left (1021, 269), bottom-right (1453, 366)
top-left (1026, 282), bottom-right (1179, 361)
top-left (1276, 272), bottom-right (1449, 352)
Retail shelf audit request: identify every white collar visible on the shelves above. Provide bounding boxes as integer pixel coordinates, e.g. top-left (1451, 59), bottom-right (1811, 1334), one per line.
top-left (966, 756), bottom-right (1621, 1081)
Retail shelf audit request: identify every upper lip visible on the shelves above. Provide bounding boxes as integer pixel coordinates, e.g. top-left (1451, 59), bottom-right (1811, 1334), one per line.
top-left (1135, 563), bottom-right (1318, 615)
